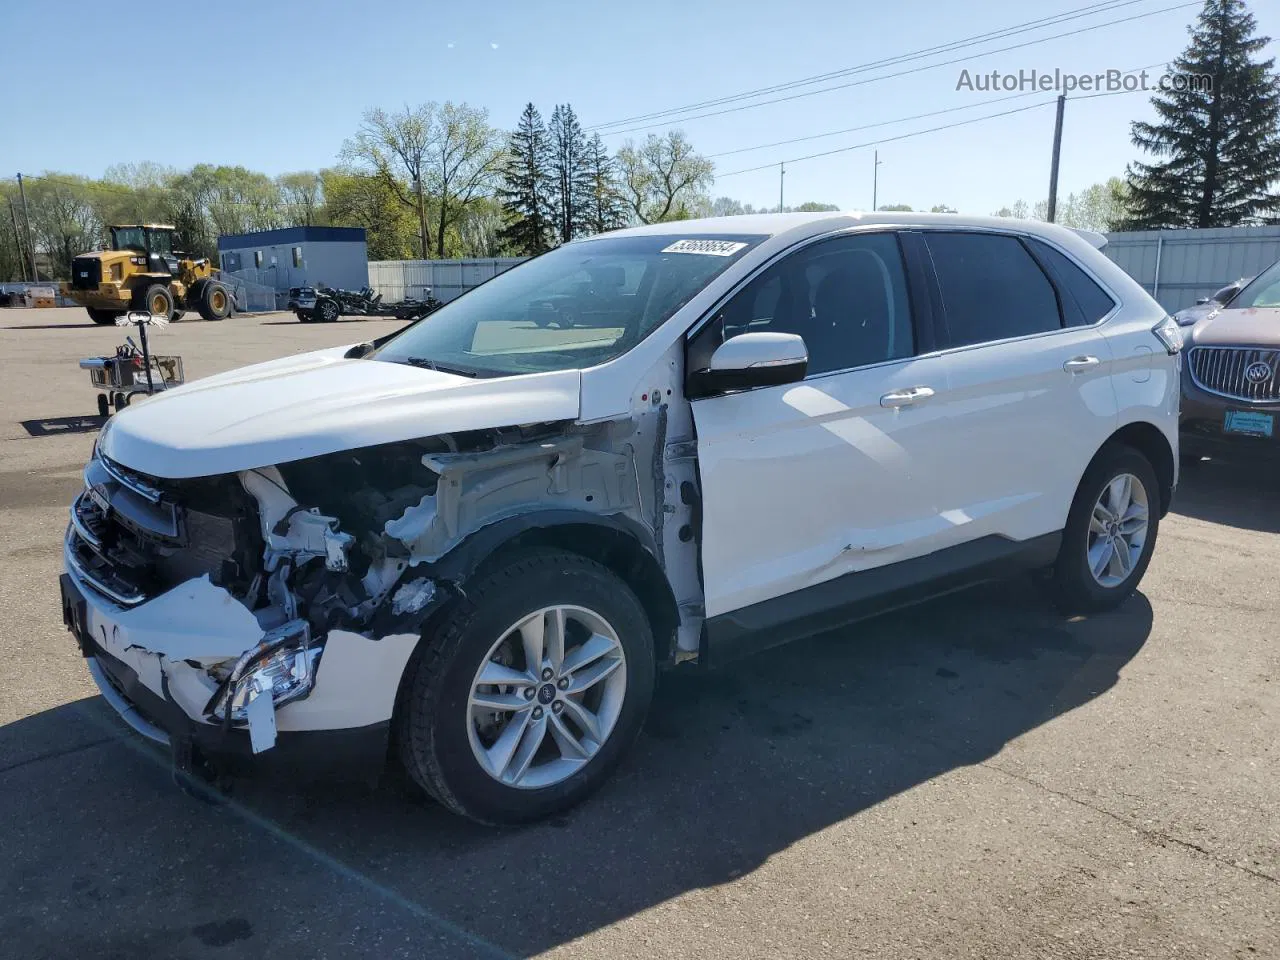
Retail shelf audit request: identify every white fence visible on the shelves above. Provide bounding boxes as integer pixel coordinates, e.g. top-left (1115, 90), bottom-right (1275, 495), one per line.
top-left (367, 258), bottom-right (526, 303)
top-left (1103, 226), bottom-right (1280, 312)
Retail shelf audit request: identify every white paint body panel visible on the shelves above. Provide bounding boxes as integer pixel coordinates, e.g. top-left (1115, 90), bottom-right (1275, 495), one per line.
top-left (99, 345), bottom-right (582, 479)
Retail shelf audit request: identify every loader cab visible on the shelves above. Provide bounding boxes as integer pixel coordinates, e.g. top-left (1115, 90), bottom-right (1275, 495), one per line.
top-left (110, 225), bottom-right (179, 275)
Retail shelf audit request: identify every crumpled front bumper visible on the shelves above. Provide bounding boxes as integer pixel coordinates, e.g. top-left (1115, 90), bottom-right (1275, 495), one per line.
top-left (59, 554), bottom-right (418, 782)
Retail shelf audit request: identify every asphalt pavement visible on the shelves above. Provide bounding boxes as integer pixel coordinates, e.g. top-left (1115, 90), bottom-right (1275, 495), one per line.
top-left (0, 307), bottom-right (1275, 959)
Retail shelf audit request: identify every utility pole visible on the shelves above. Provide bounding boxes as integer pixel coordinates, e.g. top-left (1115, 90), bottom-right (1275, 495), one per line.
top-left (778, 162), bottom-right (785, 213)
top-left (8, 200), bottom-right (29, 282)
top-left (1046, 94), bottom-right (1066, 223)
top-left (872, 150), bottom-right (883, 212)
top-left (16, 173), bottom-right (38, 281)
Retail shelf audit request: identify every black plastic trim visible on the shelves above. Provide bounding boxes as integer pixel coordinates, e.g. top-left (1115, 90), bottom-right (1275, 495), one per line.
top-left (701, 532), bottom-right (1063, 668)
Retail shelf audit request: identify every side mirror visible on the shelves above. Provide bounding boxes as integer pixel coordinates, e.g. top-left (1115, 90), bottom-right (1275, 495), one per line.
top-left (1195, 297), bottom-right (1210, 305)
top-left (689, 332), bottom-right (808, 398)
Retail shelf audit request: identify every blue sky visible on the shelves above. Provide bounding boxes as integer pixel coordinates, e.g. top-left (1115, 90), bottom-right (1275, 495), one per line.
top-left (3, 0), bottom-right (1277, 216)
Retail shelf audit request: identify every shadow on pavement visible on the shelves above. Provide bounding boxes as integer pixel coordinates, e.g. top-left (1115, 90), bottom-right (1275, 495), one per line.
top-left (1, 323), bottom-right (103, 330)
top-left (1172, 456), bottom-right (1280, 533)
top-left (19, 416), bottom-right (105, 437)
top-left (0, 581), bottom-right (1152, 959)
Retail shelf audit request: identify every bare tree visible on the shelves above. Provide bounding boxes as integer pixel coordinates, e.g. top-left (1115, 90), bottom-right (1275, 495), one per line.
top-left (616, 131), bottom-right (714, 224)
top-left (342, 104), bottom-right (435, 257)
top-left (277, 172), bottom-right (325, 226)
top-left (425, 102), bottom-right (504, 258)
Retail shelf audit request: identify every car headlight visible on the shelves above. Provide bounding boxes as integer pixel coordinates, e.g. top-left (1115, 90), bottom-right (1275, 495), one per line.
top-left (1151, 315), bottom-right (1183, 355)
top-left (208, 621), bottom-right (320, 722)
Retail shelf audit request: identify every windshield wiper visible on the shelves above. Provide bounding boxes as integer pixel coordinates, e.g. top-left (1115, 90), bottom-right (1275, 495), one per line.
top-left (404, 357), bottom-right (479, 378)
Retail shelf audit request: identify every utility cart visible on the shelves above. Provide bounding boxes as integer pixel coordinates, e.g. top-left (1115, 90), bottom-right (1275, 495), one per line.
top-left (79, 312), bottom-right (184, 417)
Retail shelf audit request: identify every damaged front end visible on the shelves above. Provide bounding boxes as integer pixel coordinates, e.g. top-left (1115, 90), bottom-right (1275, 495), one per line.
top-left (64, 409), bottom-right (701, 777)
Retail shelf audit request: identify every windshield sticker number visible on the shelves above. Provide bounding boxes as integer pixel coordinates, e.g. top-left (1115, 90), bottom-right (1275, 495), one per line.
top-left (661, 239), bottom-right (748, 257)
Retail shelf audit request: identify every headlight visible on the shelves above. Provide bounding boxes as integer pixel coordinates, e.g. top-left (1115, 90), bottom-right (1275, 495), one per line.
top-left (208, 621), bottom-right (320, 722)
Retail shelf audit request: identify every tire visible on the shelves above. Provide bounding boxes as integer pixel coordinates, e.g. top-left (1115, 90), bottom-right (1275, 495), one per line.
top-left (1049, 444), bottom-right (1161, 614)
top-left (316, 298), bottom-right (340, 323)
top-left (96, 394), bottom-right (110, 418)
top-left (196, 281), bottom-right (231, 322)
top-left (297, 310), bottom-right (316, 323)
top-left (397, 548), bottom-right (657, 825)
top-left (87, 308), bottom-right (120, 326)
top-left (133, 283), bottom-right (173, 319)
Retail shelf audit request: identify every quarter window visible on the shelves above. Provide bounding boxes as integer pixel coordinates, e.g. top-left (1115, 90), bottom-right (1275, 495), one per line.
top-left (1025, 239), bottom-right (1117, 325)
top-left (695, 232), bottom-right (915, 377)
top-left (925, 232), bottom-right (1062, 347)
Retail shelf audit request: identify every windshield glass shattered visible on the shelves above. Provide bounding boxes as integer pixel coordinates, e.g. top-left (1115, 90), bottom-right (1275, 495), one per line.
top-left (371, 233), bottom-right (764, 377)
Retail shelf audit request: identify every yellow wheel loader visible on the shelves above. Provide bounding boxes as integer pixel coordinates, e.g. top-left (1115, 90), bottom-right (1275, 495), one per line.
top-left (61, 225), bottom-right (233, 325)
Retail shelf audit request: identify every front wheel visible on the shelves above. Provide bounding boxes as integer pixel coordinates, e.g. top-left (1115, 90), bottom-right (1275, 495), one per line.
top-left (1049, 445), bottom-right (1161, 614)
top-left (316, 299), bottom-right (340, 322)
top-left (87, 308), bottom-right (120, 325)
top-left (397, 548), bottom-right (656, 824)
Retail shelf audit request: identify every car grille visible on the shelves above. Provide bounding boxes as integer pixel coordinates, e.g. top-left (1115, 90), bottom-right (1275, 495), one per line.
top-left (1187, 346), bottom-right (1280, 403)
top-left (65, 452), bottom-right (262, 608)
top-left (71, 257), bottom-right (102, 290)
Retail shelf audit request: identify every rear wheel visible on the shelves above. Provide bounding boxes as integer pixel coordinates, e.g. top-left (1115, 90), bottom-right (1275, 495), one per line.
top-left (397, 548), bottom-right (656, 824)
top-left (96, 394), bottom-right (110, 418)
top-left (1049, 445), bottom-right (1160, 613)
top-left (134, 284), bottom-right (173, 320)
top-left (316, 298), bottom-right (340, 322)
top-left (86, 308), bottom-right (120, 325)
top-left (197, 281), bottom-right (231, 322)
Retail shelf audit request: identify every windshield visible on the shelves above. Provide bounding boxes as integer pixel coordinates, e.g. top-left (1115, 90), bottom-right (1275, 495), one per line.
top-left (111, 227), bottom-right (146, 252)
top-left (1234, 262), bottom-right (1280, 310)
top-left (372, 233), bottom-right (764, 376)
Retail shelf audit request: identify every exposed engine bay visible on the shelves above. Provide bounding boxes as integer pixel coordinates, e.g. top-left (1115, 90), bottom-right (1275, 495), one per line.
top-left (65, 404), bottom-right (703, 758)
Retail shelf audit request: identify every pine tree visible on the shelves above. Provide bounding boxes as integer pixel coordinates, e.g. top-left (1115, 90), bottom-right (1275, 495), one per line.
top-left (548, 104), bottom-right (594, 243)
top-left (1123, 0), bottom-right (1280, 228)
top-left (497, 103), bottom-right (554, 255)
top-left (582, 134), bottom-right (627, 235)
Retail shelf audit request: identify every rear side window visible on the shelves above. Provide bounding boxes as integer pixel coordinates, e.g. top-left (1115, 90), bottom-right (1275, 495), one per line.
top-left (1026, 239), bottom-right (1117, 325)
top-left (924, 232), bottom-right (1062, 347)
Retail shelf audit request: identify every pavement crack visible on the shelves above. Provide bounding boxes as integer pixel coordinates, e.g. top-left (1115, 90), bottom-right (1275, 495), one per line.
top-left (981, 761), bottom-right (1279, 886)
top-left (0, 736), bottom-right (114, 778)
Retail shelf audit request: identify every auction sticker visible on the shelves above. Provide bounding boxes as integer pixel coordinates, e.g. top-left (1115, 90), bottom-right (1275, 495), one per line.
top-left (661, 239), bottom-right (749, 256)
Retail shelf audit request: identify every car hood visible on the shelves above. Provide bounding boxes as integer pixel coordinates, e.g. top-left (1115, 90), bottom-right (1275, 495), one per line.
top-left (1190, 306), bottom-right (1280, 347)
top-left (98, 345), bottom-right (583, 479)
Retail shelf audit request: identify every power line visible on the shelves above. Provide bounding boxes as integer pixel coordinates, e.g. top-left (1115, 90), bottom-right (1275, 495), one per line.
top-left (707, 60), bottom-right (1171, 161)
top-left (714, 89), bottom-right (1130, 180)
top-left (593, 1), bottom-right (1194, 137)
top-left (591, 0), bottom-right (1148, 131)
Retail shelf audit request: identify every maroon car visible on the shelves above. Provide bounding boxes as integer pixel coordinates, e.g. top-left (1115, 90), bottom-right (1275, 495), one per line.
top-left (1182, 259), bottom-right (1280, 462)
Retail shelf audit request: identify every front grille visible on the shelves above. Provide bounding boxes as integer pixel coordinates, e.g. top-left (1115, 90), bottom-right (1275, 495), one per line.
top-left (1188, 346), bottom-right (1280, 403)
top-left (71, 257), bottom-right (102, 290)
top-left (66, 454), bottom-right (262, 607)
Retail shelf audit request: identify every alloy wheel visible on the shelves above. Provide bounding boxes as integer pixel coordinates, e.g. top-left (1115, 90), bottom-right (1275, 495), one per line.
top-left (466, 605), bottom-right (627, 790)
top-left (1086, 472), bottom-right (1150, 588)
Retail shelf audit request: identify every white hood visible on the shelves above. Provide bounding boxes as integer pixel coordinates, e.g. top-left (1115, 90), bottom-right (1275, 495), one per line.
top-left (98, 345), bottom-right (582, 478)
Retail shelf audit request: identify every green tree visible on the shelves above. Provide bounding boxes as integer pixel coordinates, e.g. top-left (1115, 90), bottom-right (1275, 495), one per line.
top-left (929, 204), bottom-right (958, 214)
top-left (876, 203), bottom-right (913, 212)
top-left (795, 201), bottom-right (840, 212)
top-left (582, 133), bottom-right (627, 234)
top-left (321, 168), bottom-right (417, 261)
top-left (1123, 0), bottom-right (1280, 228)
top-left (277, 172), bottom-right (325, 226)
top-left (548, 104), bottom-right (593, 242)
top-left (426, 102), bottom-right (504, 258)
top-left (497, 103), bottom-right (554, 255)
top-left (617, 130), bottom-right (714, 223)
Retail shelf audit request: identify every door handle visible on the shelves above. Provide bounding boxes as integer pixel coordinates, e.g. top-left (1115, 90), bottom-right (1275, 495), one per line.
top-left (1063, 355), bottom-right (1100, 372)
top-left (880, 386), bottom-right (936, 408)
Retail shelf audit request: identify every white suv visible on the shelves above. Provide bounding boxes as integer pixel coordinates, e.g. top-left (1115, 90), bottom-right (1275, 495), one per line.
top-left (60, 213), bottom-right (1181, 823)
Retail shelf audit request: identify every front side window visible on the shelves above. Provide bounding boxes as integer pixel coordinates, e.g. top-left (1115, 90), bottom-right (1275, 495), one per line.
top-left (373, 233), bottom-right (764, 377)
top-left (925, 232), bottom-right (1062, 347)
top-left (1233, 261), bottom-right (1280, 309)
top-left (690, 232), bottom-right (915, 377)
top-left (146, 230), bottom-right (172, 256)
top-left (110, 227), bottom-right (146, 252)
